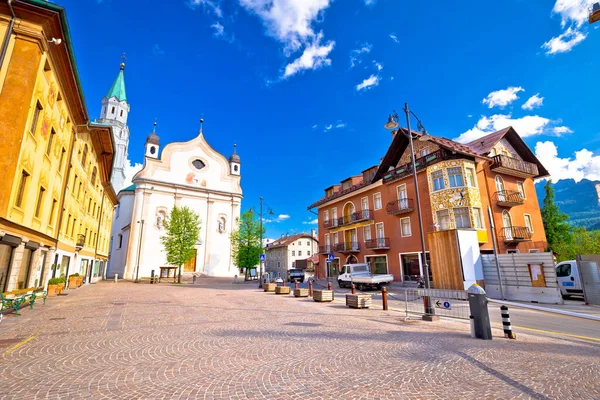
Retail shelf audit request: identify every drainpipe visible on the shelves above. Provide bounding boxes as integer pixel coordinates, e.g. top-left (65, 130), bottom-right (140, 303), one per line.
top-left (0, 0), bottom-right (16, 78)
top-left (92, 190), bottom-right (106, 283)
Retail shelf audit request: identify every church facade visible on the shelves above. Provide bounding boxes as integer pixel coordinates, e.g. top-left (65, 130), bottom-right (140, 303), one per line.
top-left (107, 123), bottom-right (243, 279)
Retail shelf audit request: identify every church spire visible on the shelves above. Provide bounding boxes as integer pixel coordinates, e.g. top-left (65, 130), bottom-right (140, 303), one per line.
top-left (106, 61), bottom-right (127, 102)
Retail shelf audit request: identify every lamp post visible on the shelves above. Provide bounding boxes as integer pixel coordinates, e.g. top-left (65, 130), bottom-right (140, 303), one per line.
top-left (384, 103), bottom-right (434, 316)
top-left (251, 197), bottom-right (273, 288)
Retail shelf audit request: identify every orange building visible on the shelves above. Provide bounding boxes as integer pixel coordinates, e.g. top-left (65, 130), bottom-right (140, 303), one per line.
top-left (308, 127), bottom-right (549, 282)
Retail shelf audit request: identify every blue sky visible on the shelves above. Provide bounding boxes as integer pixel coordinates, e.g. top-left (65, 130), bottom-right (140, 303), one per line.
top-left (59, 0), bottom-right (600, 239)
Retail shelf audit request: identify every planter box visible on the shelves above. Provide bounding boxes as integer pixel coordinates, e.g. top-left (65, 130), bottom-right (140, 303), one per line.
top-left (294, 288), bottom-right (309, 297)
top-left (313, 290), bottom-right (334, 302)
top-left (77, 277), bottom-right (83, 287)
top-left (47, 284), bottom-right (58, 297)
top-left (69, 277), bottom-right (78, 288)
top-left (264, 283), bottom-right (277, 292)
top-left (275, 286), bottom-right (291, 295)
top-left (346, 293), bottom-right (372, 309)
top-left (57, 283), bottom-right (65, 295)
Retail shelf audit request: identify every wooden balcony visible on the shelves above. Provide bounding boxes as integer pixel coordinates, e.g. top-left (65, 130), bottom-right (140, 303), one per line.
top-left (365, 238), bottom-right (390, 250)
top-left (499, 226), bottom-right (532, 243)
top-left (318, 245), bottom-right (332, 254)
top-left (493, 190), bottom-right (525, 208)
top-left (383, 149), bottom-right (449, 184)
top-left (386, 198), bottom-right (415, 215)
top-left (490, 155), bottom-right (538, 178)
top-left (333, 242), bottom-right (361, 253)
top-left (337, 210), bottom-right (374, 227)
top-left (76, 234), bottom-right (85, 250)
top-left (590, 3), bottom-right (600, 24)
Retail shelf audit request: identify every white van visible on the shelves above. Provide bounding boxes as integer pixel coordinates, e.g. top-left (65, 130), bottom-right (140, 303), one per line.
top-left (556, 260), bottom-right (583, 298)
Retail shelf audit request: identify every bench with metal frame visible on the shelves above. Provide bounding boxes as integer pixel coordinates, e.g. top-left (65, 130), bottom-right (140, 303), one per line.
top-left (1, 287), bottom-right (48, 317)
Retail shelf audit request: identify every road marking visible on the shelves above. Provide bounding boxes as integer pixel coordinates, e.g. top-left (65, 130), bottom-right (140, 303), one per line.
top-left (3, 333), bottom-right (39, 357)
top-left (491, 323), bottom-right (600, 342)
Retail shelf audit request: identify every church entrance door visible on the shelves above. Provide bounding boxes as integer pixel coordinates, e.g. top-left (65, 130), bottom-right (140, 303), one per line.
top-left (184, 250), bottom-right (197, 273)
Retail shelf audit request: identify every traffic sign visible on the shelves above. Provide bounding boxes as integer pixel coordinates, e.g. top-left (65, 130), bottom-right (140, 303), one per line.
top-left (328, 253), bottom-right (335, 261)
top-left (259, 254), bottom-right (266, 262)
top-left (435, 300), bottom-right (452, 310)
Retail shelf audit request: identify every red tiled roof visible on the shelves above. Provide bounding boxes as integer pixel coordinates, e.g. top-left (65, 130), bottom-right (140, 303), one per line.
top-left (465, 127), bottom-right (511, 155)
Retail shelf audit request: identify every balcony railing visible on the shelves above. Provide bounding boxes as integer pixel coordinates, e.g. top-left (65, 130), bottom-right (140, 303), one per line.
top-left (337, 209), bottom-right (374, 227)
top-left (318, 245), bottom-right (332, 254)
top-left (365, 238), bottom-right (390, 250)
top-left (76, 234), bottom-right (85, 249)
top-left (323, 219), bottom-right (333, 229)
top-left (493, 190), bottom-right (525, 208)
top-left (386, 198), bottom-right (415, 215)
top-left (490, 155), bottom-right (538, 178)
top-left (499, 226), bottom-right (533, 243)
top-left (333, 242), bottom-right (360, 253)
top-left (383, 149), bottom-right (449, 184)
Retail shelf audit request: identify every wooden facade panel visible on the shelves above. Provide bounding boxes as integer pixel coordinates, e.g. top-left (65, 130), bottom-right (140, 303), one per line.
top-left (428, 230), bottom-right (464, 290)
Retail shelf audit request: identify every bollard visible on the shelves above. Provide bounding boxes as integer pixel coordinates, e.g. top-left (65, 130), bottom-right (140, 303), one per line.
top-left (467, 284), bottom-right (492, 340)
top-left (309, 280), bottom-right (313, 297)
top-left (500, 305), bottom-right (517, 339)
top-left (283, 279), bottom-right (286, 287)
top-left (294, 279), bottom-right (298, 289)
top-left (327, 282), bottom-right (332, 290)
top-left (114, 273), bottom-right (118, 283)
top-left (382, 286), bottom-right (388, 311)
top-left (193, 274), bottom-right (197, 284)
top-left (351, 283), bottom-right (356, 294)
top-left (327, 282), bottom-right (333, 300)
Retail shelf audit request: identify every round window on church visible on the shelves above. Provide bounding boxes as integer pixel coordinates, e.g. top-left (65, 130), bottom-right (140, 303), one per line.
top-left (192, 159), bottom-right (206, 170)
top-left (150, 146), bottom-right (156, 155)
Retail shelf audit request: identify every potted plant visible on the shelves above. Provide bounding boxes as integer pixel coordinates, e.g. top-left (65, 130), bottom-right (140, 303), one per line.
top-left (48, 277), bottom-right (61, 297)
top-left (68, 273), bottom-right (79, 289)
top-left (56, 277), bottom-right (66, 295)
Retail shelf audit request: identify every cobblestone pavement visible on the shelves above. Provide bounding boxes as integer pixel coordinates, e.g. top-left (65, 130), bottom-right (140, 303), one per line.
top-left (1, 279), bottom-right (599, 399)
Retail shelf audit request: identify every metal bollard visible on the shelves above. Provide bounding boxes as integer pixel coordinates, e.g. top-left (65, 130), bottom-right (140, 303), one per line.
top-left (327, 282), bottom-right (332, 290)
top-left (294, 279), bottom-right (298, 289)
top-left (114, 273), bottom-right (118, 283)
top-left (351, 283), bottom-right (356, 294)
top-left (500, 305), bottom-right (517, 339)
top-left (193, 274), bottom-right (197, 284)
top-left (308, 280), bottom-right (313, 297)
top-left (382, 287), bottom-right (388, 311)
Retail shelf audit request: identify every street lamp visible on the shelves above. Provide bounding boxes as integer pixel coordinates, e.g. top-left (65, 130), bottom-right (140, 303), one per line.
top-left (250, 197), bottom-right (273, 288)
top-left (384, 103), bottom-right (434, 316)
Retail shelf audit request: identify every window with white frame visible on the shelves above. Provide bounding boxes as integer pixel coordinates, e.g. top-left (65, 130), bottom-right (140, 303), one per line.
top-left (397, 184), bottom-right (407, 200)
top-left (363, 226), bottom-right (371, 241)
top-left (298, 251), bottom-right (302, 256)
top-left (324, 210), bottom-right (329, 222)
top-left (524, 214), bottom-right (533, 233)
top-left (448, 167), bottom-right (464, 188)
top-left (333, 232), bottom-right (339, 245)
top-left (473, 207), bottom-right (484, 229)
top-left (376, 222), bottom-right (384, 239)
top-left (454, 207), bottom-right (471, 228)
top-left (432, 170), bottom-right (445, 191)
top-left (292, 250), bottom-right (295, 256)
top-left (465, 167), bottom-right (476, 187)
top-left (374, 193), bottom-right (382, 210)
top-left (421, 148), bottom-right (430, 157)
top-left (401, 217), bottom-right (411, 237)
top-left (361, 196), bottom-right (368, 211)
top-left (325, 233), bottom-right (330, 249)
top-left (332, 208), bottom-right (338, 226)
top-left (436, 209), bottom-right (451, 230)
top-left (517, 181), bottom-right (526, 199)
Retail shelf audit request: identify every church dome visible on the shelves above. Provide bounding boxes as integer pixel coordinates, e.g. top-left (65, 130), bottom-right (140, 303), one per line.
top-left (146, 122), bottom-right (160, 145)
top-left (229, 144), bottom-right (240, 163)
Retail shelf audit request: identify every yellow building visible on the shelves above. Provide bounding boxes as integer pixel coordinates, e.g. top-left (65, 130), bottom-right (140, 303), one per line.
top-left (0, 0), bottom-right (117, 291)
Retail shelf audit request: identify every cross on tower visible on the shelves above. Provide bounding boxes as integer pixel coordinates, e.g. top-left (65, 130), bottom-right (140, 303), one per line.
top-left (121, 52), bottom-right (127, 63)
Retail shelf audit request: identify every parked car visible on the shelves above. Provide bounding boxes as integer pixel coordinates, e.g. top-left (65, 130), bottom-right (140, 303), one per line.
top-left (287, 268), bottom-right (305, 283)
top-left (556, 260), bottom-right (583, 299)
top-left (338, 263), bottom-right (394, 290)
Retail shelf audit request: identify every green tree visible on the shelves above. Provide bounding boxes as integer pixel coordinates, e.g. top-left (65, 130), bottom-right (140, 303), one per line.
top-left (553, 227), bottom-right (600, 262)
top-left (541, 180), bottom-right (571, 251)
top-left (160, 206), bottom-right (202, 283)
top-left (230, 210), bottom-right (264, 278)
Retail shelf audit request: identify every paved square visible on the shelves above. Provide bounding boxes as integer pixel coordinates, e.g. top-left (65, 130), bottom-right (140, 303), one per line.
top-left (1, 279), bottom-right (599, 399)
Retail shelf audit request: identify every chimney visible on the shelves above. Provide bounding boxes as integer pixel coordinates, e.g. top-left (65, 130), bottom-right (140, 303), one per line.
top-left (311, 229), bottom-right (316, 238)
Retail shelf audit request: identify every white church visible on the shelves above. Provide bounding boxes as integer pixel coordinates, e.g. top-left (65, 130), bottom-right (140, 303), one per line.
top-left (103, 64), bottom-right (243, 279)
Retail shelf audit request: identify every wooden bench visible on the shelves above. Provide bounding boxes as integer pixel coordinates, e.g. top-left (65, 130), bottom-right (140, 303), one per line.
top-left (1, 287), bottom-right (47, 317)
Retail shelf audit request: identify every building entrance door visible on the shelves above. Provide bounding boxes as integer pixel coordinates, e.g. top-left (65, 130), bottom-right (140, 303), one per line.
top-left (184, 249), bottom-right (197, 272)
top-left (327, 259), bottom-right (339, 278)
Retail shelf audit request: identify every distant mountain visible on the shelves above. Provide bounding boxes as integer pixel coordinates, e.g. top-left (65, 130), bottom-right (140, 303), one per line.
top-left (535, 179), bottom-right (600, 230)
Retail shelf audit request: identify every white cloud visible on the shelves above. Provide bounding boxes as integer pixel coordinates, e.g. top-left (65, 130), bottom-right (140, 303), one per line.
top-left (542, 27), bottom-right (587, 54)
top-left (373, 61), bottom-right (383, 71)
top-left (522, 93), bottom-right (544, 110)
top-left (481, 86), bottom-right (524, 108)
top-left (189, 0), bottom-right (223, 18)
top-left (324, 124), bottom-right (333, 131)
top-left (211, 22), bottom-right (225, 36)
top-left (553, 125), bottom-right (574, 134)
top-left (239, 0), bottom-right (335, 78)
top-left (312, 124), bottom-right (317, 129)
top-left (302, 218), bottom-right (318, 225)
top-left (364, 0), bottom-right (377, 6)
top-left (277, 214), bottom-right (290, 221)
top-left (356, 74), bottom-right (379, 91)
top-left (283, 33), bottom-right (334, 78)
top-left (552, 0), bottom-right (595, 28)
top-left (335, 122), bottom-right (346, 128)
top-left (389, 33), bottom-right (399, 43)
top-left (390, 76), bottom-right (394, 81)
top-left (455, 114), bottom-right (552, 143)
top-left (535, 141), bottom-right (600, 182)
top-left (349, 42), bottom-right (372, 68)
top-left (152, 44), bottom-right (165, 56)
top-left (123, 159), bottom-right (143, 191)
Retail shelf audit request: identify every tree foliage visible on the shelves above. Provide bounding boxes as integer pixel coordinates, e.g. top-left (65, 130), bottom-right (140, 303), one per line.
top-left (160, 206), bottom-right (202, 283)
top-left (541, 180), bottom-right (571, 251)
top-left (552, 227), bottom-right (600, 262)
top-left (230, 210), bottom-right (264, 272)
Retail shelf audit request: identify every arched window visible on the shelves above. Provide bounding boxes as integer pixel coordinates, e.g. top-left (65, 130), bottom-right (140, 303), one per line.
top-left (91, 167), bottom-right (97, 186)
top-left (111, 106), bottom-right (115, 114)
top-left (218, 217), bottom-right (226, 233)
top-left (156, 210), bottom-right (167, 229)
top-left (495, 175), bottom-right (505, 201)
top-left (82, 144), bottom-right (88, 166)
